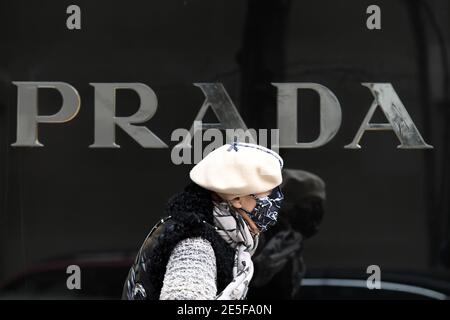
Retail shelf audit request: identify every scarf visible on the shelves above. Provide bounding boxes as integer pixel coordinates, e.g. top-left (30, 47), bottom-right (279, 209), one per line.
top-left (212, 200), bottom-right (259, 300)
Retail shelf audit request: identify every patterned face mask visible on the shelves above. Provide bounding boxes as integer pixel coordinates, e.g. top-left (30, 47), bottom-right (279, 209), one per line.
top-left (242, 186), bottom-right (284, 233)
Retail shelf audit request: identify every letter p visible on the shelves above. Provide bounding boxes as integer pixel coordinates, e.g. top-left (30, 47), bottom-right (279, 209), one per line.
top-left (12, 82), bottom-right (80, 147)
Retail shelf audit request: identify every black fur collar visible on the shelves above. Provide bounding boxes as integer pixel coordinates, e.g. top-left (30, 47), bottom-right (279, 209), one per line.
top-left (164, 181), bottom-right (216, 225)
top-left (142, 181), bottom-right (235, 297)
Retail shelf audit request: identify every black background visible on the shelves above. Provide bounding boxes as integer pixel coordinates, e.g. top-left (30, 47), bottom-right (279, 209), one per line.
top-left (0, 0), bottom-right (449, 298)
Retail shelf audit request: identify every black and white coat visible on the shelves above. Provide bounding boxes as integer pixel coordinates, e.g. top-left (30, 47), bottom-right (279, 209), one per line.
top-left (122, 182), bottom-right (235, 300)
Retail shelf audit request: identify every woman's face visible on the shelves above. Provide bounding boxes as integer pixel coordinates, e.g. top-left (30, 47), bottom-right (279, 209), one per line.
top-left (228, 190), bottom-right (273, 235)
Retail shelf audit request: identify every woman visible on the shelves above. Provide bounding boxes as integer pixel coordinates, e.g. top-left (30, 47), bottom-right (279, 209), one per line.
top-left (122, 141), bottom-right (284, 300)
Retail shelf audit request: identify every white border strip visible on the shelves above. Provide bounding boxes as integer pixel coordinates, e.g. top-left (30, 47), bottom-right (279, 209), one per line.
top-left (301, 278), bottom-right (449, 300)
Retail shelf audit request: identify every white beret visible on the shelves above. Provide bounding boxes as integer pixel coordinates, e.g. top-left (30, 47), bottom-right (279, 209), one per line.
top-left (189, 142), bottom-right (284, 200)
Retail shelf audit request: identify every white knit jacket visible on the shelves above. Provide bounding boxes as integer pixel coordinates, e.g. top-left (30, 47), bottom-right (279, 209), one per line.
top-left (159, 237), bottom-right (217, 300)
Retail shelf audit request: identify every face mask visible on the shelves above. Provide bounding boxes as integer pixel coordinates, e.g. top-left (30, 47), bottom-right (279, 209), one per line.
top-left (241, 186), bottom-right (284, 232)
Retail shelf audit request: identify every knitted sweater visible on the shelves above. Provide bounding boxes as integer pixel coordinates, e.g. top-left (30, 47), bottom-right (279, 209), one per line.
top-left (159, 237), bottom-right (217, 300)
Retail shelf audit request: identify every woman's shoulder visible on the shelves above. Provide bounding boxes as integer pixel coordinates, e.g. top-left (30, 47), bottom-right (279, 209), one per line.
top-left (172, 237), bottom-right (215, 257)
top-left (165, 237), bottom-right (217, 283)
